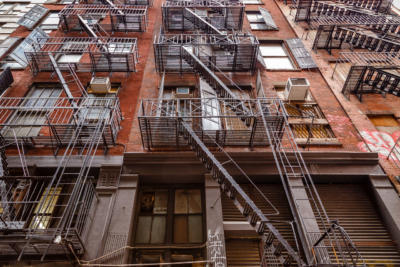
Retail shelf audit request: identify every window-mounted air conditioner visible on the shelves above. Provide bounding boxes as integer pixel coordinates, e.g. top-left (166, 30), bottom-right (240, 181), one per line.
top-left (284, 78), bottom-right (309, 101)
top-left (175, 87), bottom-right (191, 98)
top-left (90, 77), bottom-right (111, 94)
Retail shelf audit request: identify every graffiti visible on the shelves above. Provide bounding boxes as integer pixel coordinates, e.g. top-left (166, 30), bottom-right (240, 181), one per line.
top-left (358, 130), bottom-right (400, 160)
top-left (207, 230), bottom-right (226, 267)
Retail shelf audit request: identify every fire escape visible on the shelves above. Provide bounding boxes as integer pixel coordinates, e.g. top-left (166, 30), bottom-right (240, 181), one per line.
top-left (291, 0), bottom-right (400, 54)
top-left (0, 3), bottom-right (129, 260)
top-left (139, 0), bottom-right (364, 266)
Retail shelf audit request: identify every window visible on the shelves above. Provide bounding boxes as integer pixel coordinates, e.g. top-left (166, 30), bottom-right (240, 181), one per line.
top-left (368, 115), bottom-right (400, 134)
top-left (243, 0), bottom-right (262, 4)
top-left (107, 42), bottom-right (132, 53)
top-left (79, 93), bottom-right (117, 123)
top-left (56, 42), bottom-right (86, 63)
top-left (286, 103), bottom-right (335, 139)
top-left (30, 187), bottom-right (62, 229)
top-left (291, 124), bottom-right (335, 139)
top-left (135, 190), bottom-right (168, 244)
top-left (246, 8), bottom-right (278, 30)
top-left (259, 43), bottom-right (295, 70)
top-left (2, 27), bottom-right (49, 69)
top-left (200, 80), bottom-right (221, 130)
top-left (40, 12), bottom-right (59, 32)
top-left (246, 11), bottom-right (268, 30)
top-left (2, 84), bottom-right (62, 137)
top-left (222, 88), bottom-right (251, 130)
top-left (17, 4), bottom-right (48, 30)
top-left (135, 188), bottom-right (204, 245)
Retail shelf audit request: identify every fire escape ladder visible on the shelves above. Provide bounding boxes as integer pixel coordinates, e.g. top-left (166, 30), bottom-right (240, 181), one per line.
top-left (181, 46), bottom-right (251, 122)
top-left (48, 53), bottom-right (79, 108)
top-left (18, 100), bottom-right (110, 261)
top-left (256, 100), bottom-right (365, 266)
top-left (178, 120), bottom-right (304, 266)
top-left (67, 63), bottom-right (88, 98)
top-left (183, 7), bottom-right (224, 35)
top-left (77, 14), bottom-right (110, 38)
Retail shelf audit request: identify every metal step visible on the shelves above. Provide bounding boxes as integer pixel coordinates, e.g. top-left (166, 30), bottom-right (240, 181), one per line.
top-left (178, 120), bottom-right (304, 266)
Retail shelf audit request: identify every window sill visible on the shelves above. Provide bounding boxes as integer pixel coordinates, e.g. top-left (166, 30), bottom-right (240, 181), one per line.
top-left (288, 118), bottom-right (328, 124)
top-left (295, 138), bottom-right (341, 146)
top-left (264, 68), bottom-right (301, 72)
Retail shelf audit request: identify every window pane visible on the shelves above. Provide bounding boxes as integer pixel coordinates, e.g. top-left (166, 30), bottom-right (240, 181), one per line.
top-left (30, 215), bottom-right (51, 229)
top-left (174, 215), bottom-right (188, 243)
top-left (259, 45), bottom-right (286, 57)
top-left (57, 54), bottom-right (82, 63)
top-left (188, 215), bottom-right (203, 243)
top-left (250, 23), bottom-right (268, 30)
top-left (136, 216), bottom-right (152, 243)
top-left (188, 189), bottom-right (202, 214)
top-left (246, 14), bottom-right (263, 22)
top-left (140, 192), bottom-right (155, 212)
top-left (154, 191), bottom-right (168, 214)
top-left (174, 189), bottom-right (188, 214)
top-left (150, 216), bottom-right (166, 243)
top-left (34, 187), bottom-right (62, 214)
top-left (263, 57), bottom-right (294, 70)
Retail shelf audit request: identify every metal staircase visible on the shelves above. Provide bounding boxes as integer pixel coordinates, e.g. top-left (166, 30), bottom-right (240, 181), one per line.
top-left (174, 42), bottom-right (364, 266)
top-left (178, 119), bottom-right (304, 266)
top-left (181, 46), bottom-right (251, 120)
top-left (183, 8), bottom-right (224, 35)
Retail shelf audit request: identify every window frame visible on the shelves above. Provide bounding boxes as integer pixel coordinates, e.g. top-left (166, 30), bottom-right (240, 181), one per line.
top-left (259, 41), bottom-right (297, 70)
top-left (134, 186), bottom-right (206, 246)
top-left (1, 83), bottom-right (62, 138)
top-left (246, 11), bottom-right (269, 30)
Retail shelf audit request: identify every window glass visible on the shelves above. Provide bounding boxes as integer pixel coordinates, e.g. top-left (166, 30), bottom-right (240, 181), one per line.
top-left (57, 54), bottom-right (82, 63)
top-left (260, 45), bottom-right (286, 57)
top-left (136, 191), bottom-right (168, 244)
top-left (260, 43), bottom-right (295, 70)
top-left (150, 216), bottom-right (166, 243)
top-left (188, 189), bottom-right (202, 214)
top-left (243, 0), bottom-right (262, 4)
top-left (154, 191), bottom-right (168, 214)
top-left (136, 216), bottom-right (152, 243)
top-left (30, 187), bottom-right (62, 229)
top-left (2, 85), bottom-right (61, 137)
top-left (173, 215), bottom-right (188, 243)
top-left (174, 189), bottom-right (188, 214)
top-left (264, 57), bottom-right (294, 70)
top-left (188, 215), bottom-right (203, 243)
top-left (136, 188), bottom-right (203, 245)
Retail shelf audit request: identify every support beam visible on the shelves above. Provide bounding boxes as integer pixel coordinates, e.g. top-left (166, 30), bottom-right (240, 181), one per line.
top-left (205, 174), bottom-right (227, 267)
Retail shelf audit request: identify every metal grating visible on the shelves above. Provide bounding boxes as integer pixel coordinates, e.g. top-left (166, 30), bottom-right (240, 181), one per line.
top-left (26, 36), bottom-right (139, 74)
top-left (59, 4), bottom-right (148, 33)
top-left (286, 38), bottom-right (317, 69)
top-left (259, 7), bottom-right (278, 30)
top-left (17, 4), bottom-right (49, 30)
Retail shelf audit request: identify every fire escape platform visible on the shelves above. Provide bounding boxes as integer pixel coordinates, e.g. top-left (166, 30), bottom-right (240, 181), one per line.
top-left (26, 36), bottom-right (139, 73)
top-left (59, 4), bottom-right (148, 32)
top-left (139, 98), bottom-right (287, 149)
top-left (154, 33), bottom-right (259, 73)
top-left (0, 96), bottom-right (122, 148)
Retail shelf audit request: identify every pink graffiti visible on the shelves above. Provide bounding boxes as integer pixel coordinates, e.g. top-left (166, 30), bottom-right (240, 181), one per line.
top-left (358, 130), bottom-right (400, 160)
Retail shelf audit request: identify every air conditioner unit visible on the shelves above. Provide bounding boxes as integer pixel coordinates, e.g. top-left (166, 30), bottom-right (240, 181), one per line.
top-left (90, 77), bottom-right (111, 94)
top-left (284, 78), bottom-right (310, 101)
top-left (175, 87), bottom-right (191, 98)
